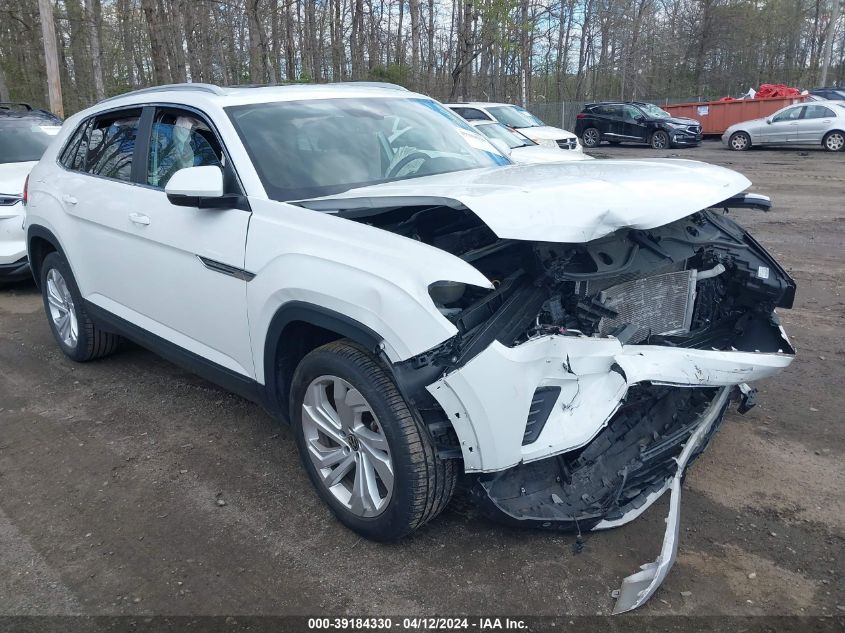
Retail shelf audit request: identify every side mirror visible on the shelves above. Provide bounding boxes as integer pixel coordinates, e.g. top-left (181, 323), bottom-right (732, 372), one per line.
top-left (489, 138), bottom-right (513, 157)
top-left (166, 166), bottom-right (224, 206)
top-left (765, 118), bottom-right (772, 125)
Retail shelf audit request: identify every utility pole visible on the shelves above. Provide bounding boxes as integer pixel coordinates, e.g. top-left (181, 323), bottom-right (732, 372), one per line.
top-left (820, 0), bottom-right (842, 86)
top-left (38, 0), bottom-right (63, 117)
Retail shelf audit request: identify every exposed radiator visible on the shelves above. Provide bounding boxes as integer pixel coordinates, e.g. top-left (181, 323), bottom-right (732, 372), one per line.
top-left (595, 269), bottom-right (697, 343)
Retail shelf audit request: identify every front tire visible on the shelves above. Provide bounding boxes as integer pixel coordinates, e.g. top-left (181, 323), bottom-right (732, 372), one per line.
top-left (290, 340), bottom-right (456, 541)
top-left (728, 131), bottom-right (751, 151)
top-left (40, 252), bottom-right (120, 362)
top-left (823, 130), bottom-right (844, 152)
top-left (581, 127), bottom-right (601, 148)
top-left (650, 129), bottom-right (669, 149)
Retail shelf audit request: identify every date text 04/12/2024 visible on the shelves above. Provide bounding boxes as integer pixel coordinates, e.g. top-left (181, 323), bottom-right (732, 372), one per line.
top-left (307, 618), bottom-right (528, 630)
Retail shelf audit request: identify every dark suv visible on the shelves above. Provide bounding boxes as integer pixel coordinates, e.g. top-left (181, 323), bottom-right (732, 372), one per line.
top-left (810, 87), bottom-right (845, 101)
top-left (575, 101), bottom-right (702, 149)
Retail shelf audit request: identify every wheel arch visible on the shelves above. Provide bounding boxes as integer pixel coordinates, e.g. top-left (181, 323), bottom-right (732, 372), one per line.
top-left (823, 128), bottom-right (845, 147)
top-left (26, 225), bottom-right (64, 289)
top-left (264, 301), bottom-right (385, 421)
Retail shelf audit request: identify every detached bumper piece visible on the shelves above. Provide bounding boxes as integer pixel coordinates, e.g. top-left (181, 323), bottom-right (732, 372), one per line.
top-left (608, 387), bottom-right (730, 614)
top-left (470, 385), bottom-right (733, 613)
top-left (472, 385), bottom-right (729, 531)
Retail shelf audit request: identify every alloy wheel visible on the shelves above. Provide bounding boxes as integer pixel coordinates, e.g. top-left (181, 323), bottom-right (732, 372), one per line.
top-left (652, 131), bottom-right (668, 149)
top-left (583, 128), bottom-right (600, 147)
top-left (301, 375), bottom-right (394, 518)
top-left (825, 132), bottom-right (844, 152)
top-left (46, 268), bottom-right (78, 349)
top-left (730, 133), bottom-right (749, 151)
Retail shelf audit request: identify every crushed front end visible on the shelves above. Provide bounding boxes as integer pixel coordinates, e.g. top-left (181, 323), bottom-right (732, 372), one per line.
top-left (384, 201), bottom-right (794, 611)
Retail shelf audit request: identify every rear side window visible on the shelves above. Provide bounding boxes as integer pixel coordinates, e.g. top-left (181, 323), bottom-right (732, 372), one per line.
top-left (803, 105), bottom-right (835, 119)
top-left (60, 108), bottom-right (141, 182)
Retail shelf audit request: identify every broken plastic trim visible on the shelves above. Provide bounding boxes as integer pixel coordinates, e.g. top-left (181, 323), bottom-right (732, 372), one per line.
top-left (609, 386), bottom-right (731, 614)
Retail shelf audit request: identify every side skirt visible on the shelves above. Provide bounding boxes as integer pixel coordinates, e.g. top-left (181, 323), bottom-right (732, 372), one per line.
top-left (85, 301), bottom-right (270, 410)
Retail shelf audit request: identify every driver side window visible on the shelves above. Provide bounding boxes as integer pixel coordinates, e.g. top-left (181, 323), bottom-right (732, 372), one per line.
top-left (622, 105), bottom-right (642, 121)
top-left (147, 108), bottom-right (223, 189)
top-left (772, 107), bottom-right (803, 123)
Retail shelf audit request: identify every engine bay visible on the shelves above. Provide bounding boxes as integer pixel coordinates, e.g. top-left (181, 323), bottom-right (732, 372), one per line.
top-left (344, 203), bottom-right (796, 372)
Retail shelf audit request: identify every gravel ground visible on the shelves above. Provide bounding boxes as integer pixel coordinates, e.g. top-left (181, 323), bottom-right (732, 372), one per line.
top-left (0, 140), bottom-right (842, 618)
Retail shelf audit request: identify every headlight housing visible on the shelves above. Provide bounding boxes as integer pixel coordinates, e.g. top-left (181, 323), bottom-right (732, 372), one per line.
top-left (533, 138), bottom-right (558, 149)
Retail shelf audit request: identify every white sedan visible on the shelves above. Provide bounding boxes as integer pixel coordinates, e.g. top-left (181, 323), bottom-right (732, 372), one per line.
top-left (469, 120), bottom-right (592, 163)
top-left (723, 100), bottom-right (845, 151)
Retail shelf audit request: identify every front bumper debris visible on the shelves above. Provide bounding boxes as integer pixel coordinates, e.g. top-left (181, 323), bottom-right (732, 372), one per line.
top-left (426, 321), bottom-right (793, 473)
top-left (607, 386), bottom-right (731, 613)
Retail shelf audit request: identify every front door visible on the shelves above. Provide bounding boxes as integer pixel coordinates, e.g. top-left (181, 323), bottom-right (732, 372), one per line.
top-left (619, 105), bottom-right (649, 141)
top-left (761, 106), bottom-right (804, 144)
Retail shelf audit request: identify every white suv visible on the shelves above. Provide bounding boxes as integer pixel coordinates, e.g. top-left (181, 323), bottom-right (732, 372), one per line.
top-left (25, 83), bottom-right (795, 612)
top-left (0, 104), bottom-right (62, 283)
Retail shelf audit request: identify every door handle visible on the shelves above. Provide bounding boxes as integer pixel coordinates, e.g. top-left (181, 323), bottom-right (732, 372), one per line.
top-left (128, 212), bottom-right (150, 226)
top-left (61, 194), bottom-right (77, 205)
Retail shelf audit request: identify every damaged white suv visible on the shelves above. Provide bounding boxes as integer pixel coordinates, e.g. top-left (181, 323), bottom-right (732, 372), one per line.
top-left (25, 84), bottom-right (795, 612)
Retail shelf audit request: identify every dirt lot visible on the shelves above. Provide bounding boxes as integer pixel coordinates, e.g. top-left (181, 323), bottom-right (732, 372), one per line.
top-left (0, 140), bottom-right (842, 618)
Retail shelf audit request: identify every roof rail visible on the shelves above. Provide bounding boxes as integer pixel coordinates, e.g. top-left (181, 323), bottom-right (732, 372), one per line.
top-left (329, 81), bottom-right (409, 91)
top-left (0, 102), bottom-right (33, 112)
top-left (99, 83), bottom-right (226, 104)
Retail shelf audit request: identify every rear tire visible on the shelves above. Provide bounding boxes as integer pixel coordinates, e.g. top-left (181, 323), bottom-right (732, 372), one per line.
top-left (728, 131), bottom-right (751, 151)
top-left (581, 127), bottom-right (601, 148)
top-left (39, 252), bottom-right (120, 362)
top-left (650, 129), bottom-right (669, 149)
top-left (823, 130), bottom-right (844, 152)
top-left (290, 340), bottom-right (456, 541)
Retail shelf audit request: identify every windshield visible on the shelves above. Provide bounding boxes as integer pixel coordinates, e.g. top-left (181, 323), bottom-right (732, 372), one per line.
top-left (487, 105), bottom-right (545, 128)
top-left (0, 121), bottom-right (60, 164)
top-left (475, 122), bottom-right (535, 148)
top-left (640, 103), bottom-right (671, 119)
top-left (226, 97), bottom-right (506, 201)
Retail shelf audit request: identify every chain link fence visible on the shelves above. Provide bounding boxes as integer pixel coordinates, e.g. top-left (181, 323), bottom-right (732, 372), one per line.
top-left (528, 97), bottom-right (707, 131)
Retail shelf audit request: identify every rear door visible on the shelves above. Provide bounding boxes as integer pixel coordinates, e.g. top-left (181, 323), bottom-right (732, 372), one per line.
top-left (797, 104), bottom-right (835, 144)
top-left (601, 105), bottom-right (625, 139)
top-left (56, 105), bottom-right (254, 378)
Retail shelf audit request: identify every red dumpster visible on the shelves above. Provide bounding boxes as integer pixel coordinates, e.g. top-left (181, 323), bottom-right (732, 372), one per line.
top-left (663, 95), bottom-right (807, 135)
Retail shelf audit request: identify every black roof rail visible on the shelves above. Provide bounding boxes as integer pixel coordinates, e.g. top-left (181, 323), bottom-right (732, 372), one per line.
top-left (99, 83), bottom-right (227, 104)
top-left (0, 102), bottom-right (33, 112)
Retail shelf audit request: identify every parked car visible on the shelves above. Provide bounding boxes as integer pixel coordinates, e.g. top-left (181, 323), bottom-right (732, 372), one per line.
top-left (810, 86), bottom-right (845, 101)
top-left (0, 103), bottom-right (61, 283)
top-left (25, 83), bottom-right (795, 613)
top-left (723, 100), bottom-right (845, 151)
top-left (575, 101), bottom-right (703, 149)
top-left (468, 120), bottom-right (591, 163)
top-left (445, 101), bottom-right (582, 151)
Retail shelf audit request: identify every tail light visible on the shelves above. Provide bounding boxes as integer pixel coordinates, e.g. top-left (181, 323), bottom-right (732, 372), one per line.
top-left (576, 113), bottom-right (587, 119)
top-left (22, 174), bottom-right (29, 206)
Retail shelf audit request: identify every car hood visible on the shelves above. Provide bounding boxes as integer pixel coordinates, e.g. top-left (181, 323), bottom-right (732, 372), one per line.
top-left (664, 116), bottom-right (700, 126)
top-left (510, 145), bottom-right (593, 163)
top-left (295, 159), bottom-right (751, 243)
top-left (0, 161), bottom-right (37, 196)
top-left (517, 125), bottom-right (578, 141)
